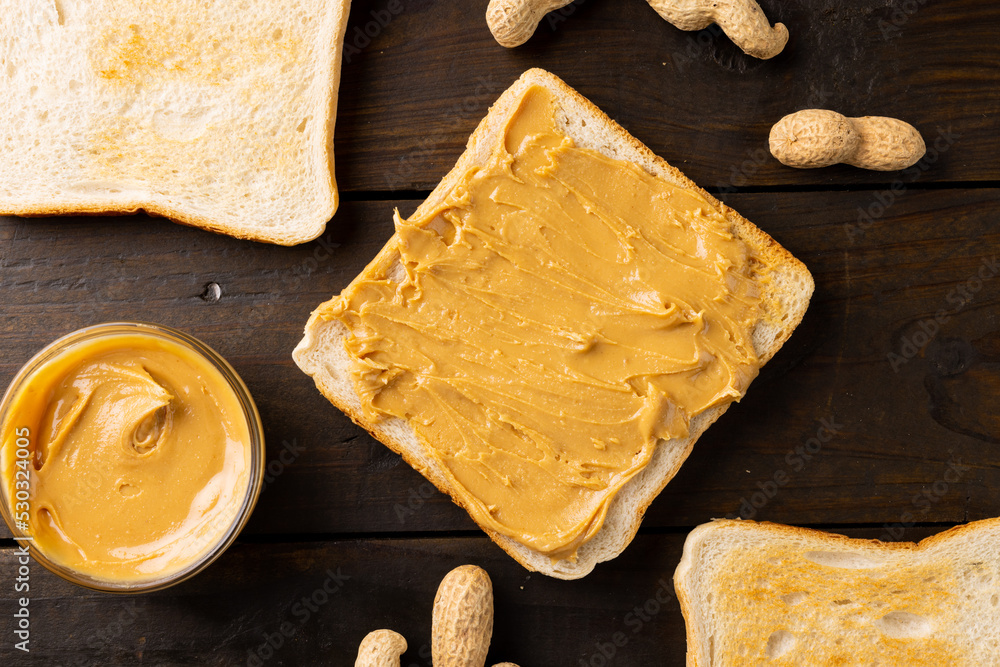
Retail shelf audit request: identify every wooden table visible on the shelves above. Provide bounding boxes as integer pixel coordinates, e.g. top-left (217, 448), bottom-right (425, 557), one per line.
top-left (3, 1), bottom-right (999, 664)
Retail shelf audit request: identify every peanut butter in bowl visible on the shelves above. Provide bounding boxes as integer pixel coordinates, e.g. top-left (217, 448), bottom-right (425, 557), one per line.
top-left (0, 322), bottom-right (264, 592)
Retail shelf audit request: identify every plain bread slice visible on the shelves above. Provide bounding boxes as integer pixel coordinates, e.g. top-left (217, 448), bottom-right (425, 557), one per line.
top-left (0, 0), bottom-right (351, 245)
top-left (674, 518), bottom-right (1000, 665)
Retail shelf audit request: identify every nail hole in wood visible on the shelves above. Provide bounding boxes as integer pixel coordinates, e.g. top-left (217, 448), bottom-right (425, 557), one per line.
top-left (201, 282), bottom-right (222, 302)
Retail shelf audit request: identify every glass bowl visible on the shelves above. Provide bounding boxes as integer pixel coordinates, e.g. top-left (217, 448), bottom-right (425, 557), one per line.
top-left (0, 322), bottom-right (265, 593)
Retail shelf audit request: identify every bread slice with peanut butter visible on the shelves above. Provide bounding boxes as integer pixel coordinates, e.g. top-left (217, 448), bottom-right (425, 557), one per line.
top-left (294, 68), bottom-right (814, 578)
top-left (0, 0), bottom-right (350, 245)
top-left (674, 518), bottom-right (1000, 665)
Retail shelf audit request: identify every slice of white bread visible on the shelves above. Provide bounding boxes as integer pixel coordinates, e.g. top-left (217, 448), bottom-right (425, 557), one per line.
top-left (0, 0), bottom-right (350, 245)
top-left (294, 68), bottom-right (814, 578)
top-left (674, 518), bottom-right (1000, 665)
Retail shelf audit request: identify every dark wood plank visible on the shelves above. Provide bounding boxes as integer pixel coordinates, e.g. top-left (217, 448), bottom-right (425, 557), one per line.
top-left (2, 188), bottom-right (1000, 541)
top-left (334, 0), bottom-right (1000, 191)
top-left (0, 526), bottom-right (946, 666)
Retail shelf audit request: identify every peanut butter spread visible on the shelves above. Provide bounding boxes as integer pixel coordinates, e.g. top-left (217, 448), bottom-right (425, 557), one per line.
top-left (324, 86), bottom-right (766, 560)
top-left (1, 332), bottom-right (251, 583)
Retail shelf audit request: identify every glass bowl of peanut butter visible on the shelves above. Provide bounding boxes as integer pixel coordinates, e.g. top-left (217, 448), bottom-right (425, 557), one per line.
top-left (0, 322), bottom-right (265, 592)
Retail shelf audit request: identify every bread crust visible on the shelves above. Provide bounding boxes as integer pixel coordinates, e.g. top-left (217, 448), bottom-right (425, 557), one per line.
top-left (294, 68), bottom-right (814, 578)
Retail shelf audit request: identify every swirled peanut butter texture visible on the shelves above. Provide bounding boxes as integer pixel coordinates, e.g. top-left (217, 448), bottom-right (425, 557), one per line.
top-left (1, 333), bottom-right (250, 582)
top-left (325, 86), bottom-right (765, 560)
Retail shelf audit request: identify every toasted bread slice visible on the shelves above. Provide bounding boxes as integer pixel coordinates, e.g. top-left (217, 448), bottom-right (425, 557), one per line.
top-left (675, 518), bottom-right (1000, 665)
top-left (294, 68), bottom-right (814, 578)
top-left (0, 0), bottom-right (350, 245)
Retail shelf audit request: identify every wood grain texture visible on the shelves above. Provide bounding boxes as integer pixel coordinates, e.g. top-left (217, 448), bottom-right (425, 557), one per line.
top-left (0, 528), bottom-right (945, 666)
top-left (2, 189), bottom-right (999, 542)
top-left (333, 0), bottom-right (1000, 192)
top-left (1, 2), bottom-right (998, 661)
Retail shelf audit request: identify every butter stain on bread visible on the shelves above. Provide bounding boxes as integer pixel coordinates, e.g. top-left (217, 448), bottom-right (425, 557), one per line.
top-left (294, 69), bottom-right (814, 579)
top-left (675, 518), bottom-right (1000, 665)
top-left (0, 0), bottom-right (351, 245)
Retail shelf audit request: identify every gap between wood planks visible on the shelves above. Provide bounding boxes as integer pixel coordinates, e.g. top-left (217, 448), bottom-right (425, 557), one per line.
top-left (0, 521), bottom-right (973, 550)
top-left (339, 181), bottom-right (1000, 202)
